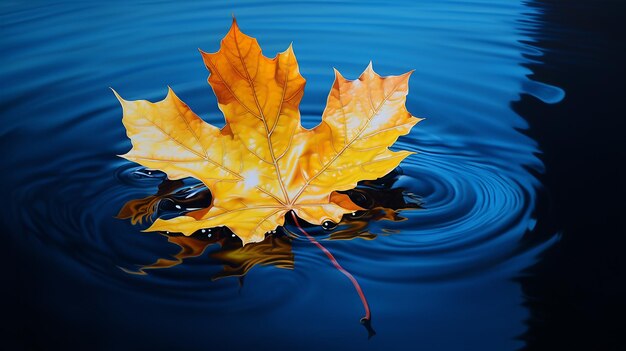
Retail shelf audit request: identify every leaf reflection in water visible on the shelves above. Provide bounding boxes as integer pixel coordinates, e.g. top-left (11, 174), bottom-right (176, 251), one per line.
top-left (118, 169), bottom-right (420, 279)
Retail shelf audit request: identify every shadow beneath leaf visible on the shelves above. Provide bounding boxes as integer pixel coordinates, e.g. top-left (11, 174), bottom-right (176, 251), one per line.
top-left (118, 168), bottom-right (421, 280)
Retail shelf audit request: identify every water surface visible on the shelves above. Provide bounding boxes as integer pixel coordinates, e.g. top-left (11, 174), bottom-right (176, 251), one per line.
top-left (1, 1), bottom-right (564, 349)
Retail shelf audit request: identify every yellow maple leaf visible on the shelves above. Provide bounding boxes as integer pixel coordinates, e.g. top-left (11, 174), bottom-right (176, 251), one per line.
top-left (114, 19), bottom-right (422, 244)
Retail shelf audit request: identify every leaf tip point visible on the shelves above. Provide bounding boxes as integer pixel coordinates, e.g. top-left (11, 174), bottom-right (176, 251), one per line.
top-left (332, 67), bottom-right (343, 79)
top-left (359, 62), bottom-right (378, 79)
top-left (230, 15), bottom-right (239, 29)
top-left (110, 88), bottom-right (124, 103)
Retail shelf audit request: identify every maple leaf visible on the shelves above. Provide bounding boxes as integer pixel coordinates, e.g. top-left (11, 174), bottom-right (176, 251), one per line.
top-left (114, 19), bottom-right (421, 244)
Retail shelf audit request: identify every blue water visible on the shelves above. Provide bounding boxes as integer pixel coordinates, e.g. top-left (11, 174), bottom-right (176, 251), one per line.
top-left (1, 1), bottom-right (565, 349)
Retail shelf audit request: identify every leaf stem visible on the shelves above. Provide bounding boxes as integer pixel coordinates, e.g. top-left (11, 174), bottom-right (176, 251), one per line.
top-left (289, 212), bottom-right (371, 321)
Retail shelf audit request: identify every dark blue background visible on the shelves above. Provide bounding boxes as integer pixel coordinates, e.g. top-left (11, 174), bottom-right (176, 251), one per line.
top-left (1, 1), bottom-right (624, 350)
